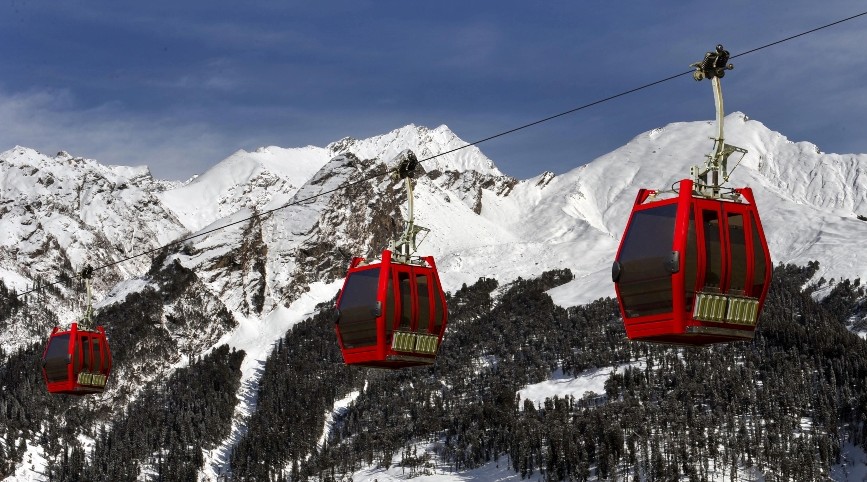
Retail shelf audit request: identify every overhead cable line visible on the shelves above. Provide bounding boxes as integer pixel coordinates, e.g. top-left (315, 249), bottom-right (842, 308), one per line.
top-left (12, 10), bottom-right (867, 299)
top-left (731, 10), bottom-right (867, 59)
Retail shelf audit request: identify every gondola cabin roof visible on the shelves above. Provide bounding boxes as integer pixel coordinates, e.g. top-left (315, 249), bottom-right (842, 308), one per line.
top-left (612, 179), bottom-right (771, 345)
top-left (335, 249), bottom-right (448, 369)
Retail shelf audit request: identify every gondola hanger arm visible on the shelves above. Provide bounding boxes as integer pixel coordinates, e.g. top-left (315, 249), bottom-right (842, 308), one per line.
top-left (689, 44), bottom-right (748, 201)
top-left (389, 150), bottom-right (430, 264)
top-left (80, 264), bottom-right (95, 328)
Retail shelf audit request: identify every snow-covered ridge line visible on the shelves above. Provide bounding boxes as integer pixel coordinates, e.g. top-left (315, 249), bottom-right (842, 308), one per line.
top-left (3, 114), bottom-right (867, 338)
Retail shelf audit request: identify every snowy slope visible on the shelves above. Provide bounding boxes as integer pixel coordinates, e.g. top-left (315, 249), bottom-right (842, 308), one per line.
top-left (158, 145), bottom-right (332, 232)
top-left (157, 124), bottom-right (503, 235)
top-left (326, 114), bottom-right (867, 308)
top-left (0, 147), bottom-right (186, 285)
top-left (540, 113), bottom-right (867, 307)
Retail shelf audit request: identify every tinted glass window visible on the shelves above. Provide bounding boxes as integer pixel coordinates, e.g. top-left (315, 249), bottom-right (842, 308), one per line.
top-left (337, 269), bottom-right (380, 348)
top-left (727, 212), bottom-right (747, 294)
top-left (684, 211), bottom-right (699, 311)
top-left (93, 337), bottom-right (103, 372)
top-left (43, 334), bottom-right (71, 383)
top-left (416, 274), bottom-right (430, 333)
top-left (80, 337), bottom-right (92, 372)
top-left (617, 204), bottom-right (678, 317)
top-left (703, 210), bottom-right (722, 290)
top-left (104, 338), bottom-right (112, 370)
top-left (398, 272), bottom-right (412, 330)
top-left (432, 276), bottom-right (445, 334)
top-left (385, 277), bottom-right (395, 337)
top-left (338, 269), bottom-right (380, 316)
top-left (750, 212), bottom-right (768, 297)
top-left (75, 335), bottom-right (83, 373)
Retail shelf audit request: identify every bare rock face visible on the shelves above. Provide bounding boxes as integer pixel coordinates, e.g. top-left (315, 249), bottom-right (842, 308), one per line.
top-left (433, 169), bottom-right (518, 214)
top-left (278, 153), bottom-right (406, 306)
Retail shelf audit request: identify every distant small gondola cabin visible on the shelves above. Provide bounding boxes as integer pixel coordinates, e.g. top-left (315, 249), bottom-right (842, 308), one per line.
top-left (335, 249), bottom-right (448, 368)
top-left (42, 323), bottom-right (112, 395)
top-left (612, 179), bottom-right (772, 345)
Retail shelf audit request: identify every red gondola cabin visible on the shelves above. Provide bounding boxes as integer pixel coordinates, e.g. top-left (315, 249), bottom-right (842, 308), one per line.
top-left (42, 323), bottom-right (112, 395)
top-left (335, 249), bottom-right (448, 368)
top-left (612, 179), bottom-right (772, 345)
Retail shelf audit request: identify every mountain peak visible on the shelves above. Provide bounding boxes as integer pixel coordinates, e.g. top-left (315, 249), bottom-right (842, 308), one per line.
top-left (331, 123), bottom-right (502, 177)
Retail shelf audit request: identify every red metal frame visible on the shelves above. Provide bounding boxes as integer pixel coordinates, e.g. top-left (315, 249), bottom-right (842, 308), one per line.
top-left (613, 179), bottom-right (772, 345)
top-left (335, 249), bottom-right (448, 368)
top-left (42, 322), bottom-right (113, 395)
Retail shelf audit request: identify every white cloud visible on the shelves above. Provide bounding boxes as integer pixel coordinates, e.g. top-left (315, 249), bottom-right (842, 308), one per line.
top-left (0, 87), bottom-right (232, 180)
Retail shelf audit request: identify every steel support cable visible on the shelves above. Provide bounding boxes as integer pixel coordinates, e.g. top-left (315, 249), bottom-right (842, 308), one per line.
top-left (11, 9), bottom-right (867, 299)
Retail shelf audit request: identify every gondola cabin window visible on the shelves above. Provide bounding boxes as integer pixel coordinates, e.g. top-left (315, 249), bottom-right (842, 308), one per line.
top-left (77, 336), bottom-right (90, 373)
top-left (617, 203), bottom-right (678, 317)
top-left (93, 336), bottom-right (104, 371)
top-left (336, 268), bottom-right (380, 348)
top-left (727, 212), bottom-right (748, 294)
top-left (44, 334), bottom-right (71, 383)
top-left (684, 210), bottom-right (699, 311)
top-left (431, 275), bottom-right (445, 335)
top-left (750, 211), bottom-right (768, 297)
top-left (398, 271), bottom-right (412, 331)
top-left (385, 276), bottom-right (395, 339)
top-left (416, 274), bottom-right (431, 333)
top-left (702, 210), bottom-right (723, 289)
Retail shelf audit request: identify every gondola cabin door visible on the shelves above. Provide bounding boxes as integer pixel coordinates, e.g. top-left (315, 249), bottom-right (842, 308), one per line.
top-left (613, 179), bottom-right (770, 345)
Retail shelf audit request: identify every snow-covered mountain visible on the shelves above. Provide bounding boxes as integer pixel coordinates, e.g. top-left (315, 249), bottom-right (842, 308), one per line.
top-left (6, 115), bottom-right (865, 327)
top-left (0, 148), bottom-right (186, 287)
top-left (1, 115), bottom-right (866, 480)
top-left (537, 112), bottom-right (867, 307)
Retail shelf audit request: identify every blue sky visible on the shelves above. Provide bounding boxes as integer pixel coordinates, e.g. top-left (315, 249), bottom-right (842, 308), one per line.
top-left (1, 1), bottom-right (865, 181)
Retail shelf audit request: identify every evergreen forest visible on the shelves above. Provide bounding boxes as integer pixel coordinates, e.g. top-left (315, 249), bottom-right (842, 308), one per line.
top-left (0, 262), bottom-right (865, 481)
